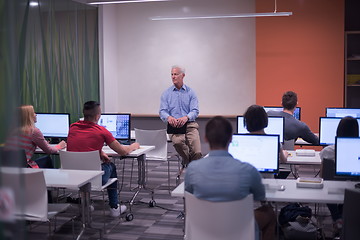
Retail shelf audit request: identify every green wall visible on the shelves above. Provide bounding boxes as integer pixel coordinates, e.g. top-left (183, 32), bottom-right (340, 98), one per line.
top-left (0, 0), bottom-right (99, 142)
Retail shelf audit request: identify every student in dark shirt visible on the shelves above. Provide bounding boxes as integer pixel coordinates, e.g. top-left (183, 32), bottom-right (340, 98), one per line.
top-left (267, 91), bottom-right (319, 145)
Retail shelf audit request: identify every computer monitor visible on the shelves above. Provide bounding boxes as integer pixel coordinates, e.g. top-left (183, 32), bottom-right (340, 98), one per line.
top-left (319, 117), bottom-right (360, 145)
top-left (35, 113), bottom-right (70, 138)
top-left (228, 134), bottom-right (279, 173)
top-left (98, 113), bottom-right (131, 142)
top-left (326, 108), bottom-right (360, 118)
top-left (263, 106), bottom-right (301, 120)
top-left (335, 137), bottom-right (360, 178)
top-left (237, 116), bottom-right (284, 143)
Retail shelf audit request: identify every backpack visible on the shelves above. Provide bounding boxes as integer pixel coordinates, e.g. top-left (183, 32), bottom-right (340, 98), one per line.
top-left (278, 203), bottom-right (320, 240)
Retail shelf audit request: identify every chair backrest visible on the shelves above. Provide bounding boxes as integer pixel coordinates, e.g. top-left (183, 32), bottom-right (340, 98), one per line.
top-left (184, 191), bottom-right (255, 240)
top-left (282, 139), bottom-right (295, 150)
top-left (321, 158), bottom-right (335, 180)
top-left (342, 189), bottom-right (360, 240)
top-left (0, 147), bottom-right (28, 168)
top-left (59, 150), bottom-right (102, 189)
top-left (134, 128), bottom-right (168, 160)
top-left (1, 168), bottom-right (48, 221)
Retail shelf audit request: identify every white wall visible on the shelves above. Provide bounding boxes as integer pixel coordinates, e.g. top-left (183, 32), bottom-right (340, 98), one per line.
top-left (100, 0), bottom-right (256, 116)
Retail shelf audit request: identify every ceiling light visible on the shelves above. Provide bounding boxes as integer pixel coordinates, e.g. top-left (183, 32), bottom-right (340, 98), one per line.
top-left (29, 1), bottom-right (39, 7)
top-left (151, 12), bottom-right (292, 21)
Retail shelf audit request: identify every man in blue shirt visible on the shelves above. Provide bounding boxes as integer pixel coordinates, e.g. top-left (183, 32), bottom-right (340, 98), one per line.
top-left (185, 116), bottom-right (276, 240)
top-left (159, 65), bottom-right (202, 166)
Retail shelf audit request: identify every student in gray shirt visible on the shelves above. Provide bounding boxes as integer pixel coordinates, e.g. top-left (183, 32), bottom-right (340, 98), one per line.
top-left (267, 91), bottom-right (319, 145)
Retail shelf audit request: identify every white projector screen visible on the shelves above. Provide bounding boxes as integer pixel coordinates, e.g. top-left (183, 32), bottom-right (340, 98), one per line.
top-left (99, 0), bottom-right (256, 116)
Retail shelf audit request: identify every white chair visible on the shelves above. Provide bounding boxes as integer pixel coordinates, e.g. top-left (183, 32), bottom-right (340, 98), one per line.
top-left (1, 168), bottom-right (71, 235)
top-left (134, 128), bottom-right (180, 192)
top-left (59, 150), bottom-right (118, 223)
top-left (184, 192), bottom-right (255, 240)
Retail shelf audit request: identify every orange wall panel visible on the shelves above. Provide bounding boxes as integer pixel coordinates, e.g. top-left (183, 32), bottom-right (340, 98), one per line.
top-left (256, 0), bottom-right (344, 132)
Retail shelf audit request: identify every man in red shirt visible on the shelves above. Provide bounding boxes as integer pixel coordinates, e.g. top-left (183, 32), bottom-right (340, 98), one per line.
top-left (67, 101), bottom-right (140, 217)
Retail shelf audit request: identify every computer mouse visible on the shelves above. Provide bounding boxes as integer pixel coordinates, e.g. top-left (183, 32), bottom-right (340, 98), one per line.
top-left (355, 183), bottom-right (360, 189)
top-left (278, 185), bottom-right (286, 191)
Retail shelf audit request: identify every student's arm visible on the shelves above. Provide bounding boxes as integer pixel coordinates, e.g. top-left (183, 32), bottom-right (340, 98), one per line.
top-left (300, 124), bottom-right (319, 145)
top-left (32, 128), bottom-right (65, 154)
top-left (279, 144), bottom-right (288, 163)
top-left (249, 166), bottom-right (266, 201)
top-left (108, 140), bottom-right (140, 156)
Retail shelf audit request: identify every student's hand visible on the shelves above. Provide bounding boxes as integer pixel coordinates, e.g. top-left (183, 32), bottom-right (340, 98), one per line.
top-left (176, 116), bottom-right (188, 127)
top-left (57, 140), bottom-right (67, 149)
top-left (100, 151), bottom-right (111, 163)
top-left (131, 142), bottom-right (140, 151)
top-left (283, 150), bottom-right (289, 159)
top-left (167, 116), bottom-right (177, 127)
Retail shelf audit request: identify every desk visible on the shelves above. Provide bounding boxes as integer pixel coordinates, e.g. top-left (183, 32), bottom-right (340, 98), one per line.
top-left (285, 151), bottom-right (321, 178)
top-left (44, 168), bottom-right (103, 239)
top-left (102, 145), bottom-right (156, 211)
top-left (36, 145), bottom-right (155, 217)
top-left (3, 168), bottom-right (103, 240)
top-left (172, 179), bottom-right (359, 204)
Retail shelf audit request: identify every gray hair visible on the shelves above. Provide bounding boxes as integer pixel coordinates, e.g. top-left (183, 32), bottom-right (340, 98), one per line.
top-left (171, 65), bottom-right (185, 74)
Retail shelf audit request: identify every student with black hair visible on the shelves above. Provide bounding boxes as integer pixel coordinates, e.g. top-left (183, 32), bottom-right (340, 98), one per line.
top-left (267, 91), bottom-right (319, 145)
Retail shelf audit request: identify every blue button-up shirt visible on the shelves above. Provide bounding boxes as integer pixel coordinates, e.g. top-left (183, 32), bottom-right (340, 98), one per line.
top-left (185, 150), bottom-right (265, 202)
top-left (159, 84), bottom-right (199, 123)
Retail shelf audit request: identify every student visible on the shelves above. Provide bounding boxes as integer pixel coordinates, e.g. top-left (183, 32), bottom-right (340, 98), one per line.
top-left (267, 91), bottom-right (319, 146)
top-left (244, 105), bottom-right (288, 164)
top-left (67, 101), bottom-right (140, 217)
top-left (185, 116), bottom-right (276, 240)
top-left (159, 65), bottom-right (202, 167)
top-left (5, 105), bottom-right (66, 168)
top-left (319, 116), bottom-right (359, 236)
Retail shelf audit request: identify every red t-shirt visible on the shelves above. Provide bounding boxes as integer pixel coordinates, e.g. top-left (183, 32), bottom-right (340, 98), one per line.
top-left (67, 121), bottom-right (116, 152)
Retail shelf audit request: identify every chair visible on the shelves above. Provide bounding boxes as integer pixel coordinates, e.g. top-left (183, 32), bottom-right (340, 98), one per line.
top-left (341, 188), bottom-right (360, 240)
top-left (134, 128), bottom-right (180, 192)
top-left (0, 147), bottom-right (28, 167)
top-left (0, 168), bottom-right (71, 235)
top-left (59, 150), bottom-right (118, 222)
top-left (282, 139), bottom-right (295, 151)
top-left (184, 192), bottom-right (255, 240)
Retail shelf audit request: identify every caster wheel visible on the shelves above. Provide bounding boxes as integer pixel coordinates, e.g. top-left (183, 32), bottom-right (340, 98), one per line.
top-left (125, 213), bottom-right (133, 221)
top-left (149, 200), bottom-right (156, 208)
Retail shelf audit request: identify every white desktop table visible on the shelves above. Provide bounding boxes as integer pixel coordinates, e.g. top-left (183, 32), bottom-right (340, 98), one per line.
top-left (102, 145), bottom-right (155, 209)
top-left (172, 179), bottom-right (359, 204)
top-left (35, 145), bottom-right (155, 218)
top-left (2, 167), bottom-right (103, 240)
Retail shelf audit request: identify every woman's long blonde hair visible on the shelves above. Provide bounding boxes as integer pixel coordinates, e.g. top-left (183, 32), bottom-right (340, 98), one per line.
top-left (19, 105), bottom-right (35, 135)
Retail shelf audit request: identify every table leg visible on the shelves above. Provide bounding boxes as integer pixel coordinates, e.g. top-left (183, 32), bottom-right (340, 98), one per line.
top-left (76, 182), bottom-right (103, 240)
top-left (129, 154), bottom-right (154, 210)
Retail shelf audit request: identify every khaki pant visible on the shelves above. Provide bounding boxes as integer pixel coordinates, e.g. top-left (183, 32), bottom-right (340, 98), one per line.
top-left (171, 122), bottom-right (202, 166)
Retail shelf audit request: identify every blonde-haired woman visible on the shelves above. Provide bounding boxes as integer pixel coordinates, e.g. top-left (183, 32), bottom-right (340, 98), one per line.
top-left (5, 105), bottom-right (66, 168)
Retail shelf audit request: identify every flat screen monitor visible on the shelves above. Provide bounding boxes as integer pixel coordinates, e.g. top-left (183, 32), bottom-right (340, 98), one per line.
top-left (35, 113), bottom-right (70, 138)
top-left (335, 137), bottom-right (360, 177)
top-left (237, 116), bottom-right (284, 143)
top-left (263, 106), bottom-right (301, 120)
top-left (326, 108), bottom-right (360, 118)
top-left (319, 117), bottom-right (360, 145)
top-left (98, 113), bottom-right (131, 141)
top-left (228, 134), bottom-right (279, 173)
